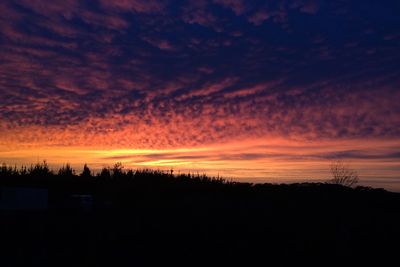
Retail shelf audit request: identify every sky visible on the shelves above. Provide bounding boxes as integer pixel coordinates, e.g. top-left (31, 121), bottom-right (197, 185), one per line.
top-left (0, 0), bottom-right (399, 190)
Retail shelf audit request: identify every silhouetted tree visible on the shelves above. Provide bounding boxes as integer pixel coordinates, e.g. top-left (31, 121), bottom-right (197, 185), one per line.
top-left (99, 167), bottom-right (111, 180)
top-left (126, 169), bottom-right (134, 180)
top-left (80, 164), bottom-right (92, 178)
top-left (58, 163), bottom-right (75, 177)
top-left (329, 161), bottom-right (359, 187)
top-left (0, 163), bottom-right (18, 177)
top-left (112, 162), bottom-right (124, 179)
top-left (19, 165), bottom-right (27, 176)
top-left (28, 160), bottom-right (52, 177)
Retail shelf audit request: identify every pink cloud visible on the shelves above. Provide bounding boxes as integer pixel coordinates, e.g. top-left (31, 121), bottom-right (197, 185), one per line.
top-left (0, 0), bottom-right (399, 190)
top-left (300, 1), bottom-right (320, 14)
top-left (15, 0), bottom-right (80, 18)
top-left (248, 10), bottom-right (271, 26)
top-left (223, 81), bottom-right (279, 98)
top-left (0, 1), bottom-right (22, 21)
top-left (181, 1), bottom-right (218, 28)
top-left (290, 0), bottom-right (320, 14)
top-left (142, 36), bottom-right (174, 51)
top-left (98, 0), bottom-right (166, 14)
top-left (14, 0), bottom-right (129, 31)
top-left (213, 0), bottom-right (246, 16)
top-left (198, 67), bottom-right (215, 75)
top-left (178, 77), bottom-right (239, 99)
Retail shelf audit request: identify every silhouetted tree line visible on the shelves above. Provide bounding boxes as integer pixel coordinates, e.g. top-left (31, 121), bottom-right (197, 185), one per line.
top-left (0, 161), bottom-right (228, 183)
top-left (1, 161), bottom-right (399, 266)
top-left (0, 160), bottom-right (389, 210)
top-left (0, 160), bottom-right (368, 189)
top-left (0, 161), bottom-right (235, 209)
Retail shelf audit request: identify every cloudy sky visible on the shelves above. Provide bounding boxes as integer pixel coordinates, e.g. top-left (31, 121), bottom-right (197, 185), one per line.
top-left (0, 0), bottom-right (399, 190)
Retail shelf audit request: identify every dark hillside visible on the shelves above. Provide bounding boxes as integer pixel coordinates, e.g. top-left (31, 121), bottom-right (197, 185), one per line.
top-left (1, 164), bottom-right (399, 266)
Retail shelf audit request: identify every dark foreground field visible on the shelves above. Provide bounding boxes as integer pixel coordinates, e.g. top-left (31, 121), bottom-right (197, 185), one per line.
top-left (1, 164), bottom-right (399, 266)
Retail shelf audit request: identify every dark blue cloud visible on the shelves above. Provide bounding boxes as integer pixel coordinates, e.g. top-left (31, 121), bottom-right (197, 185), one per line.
top-left (0, 0), bottom-right (399, 148)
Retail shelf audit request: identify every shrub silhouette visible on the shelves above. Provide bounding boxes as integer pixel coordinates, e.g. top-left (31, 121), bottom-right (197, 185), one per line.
top-left (329, 160), bottom-right (359, 187)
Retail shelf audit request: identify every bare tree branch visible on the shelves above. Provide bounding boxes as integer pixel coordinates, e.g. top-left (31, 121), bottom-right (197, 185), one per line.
top-left (329, 161), bottom-right (359, 187)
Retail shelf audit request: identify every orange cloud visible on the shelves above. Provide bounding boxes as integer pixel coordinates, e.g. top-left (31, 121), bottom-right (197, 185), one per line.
top-left (1, 138), bottom-right (400, 190)
top-left (1, 0), bottom-right (399, 191)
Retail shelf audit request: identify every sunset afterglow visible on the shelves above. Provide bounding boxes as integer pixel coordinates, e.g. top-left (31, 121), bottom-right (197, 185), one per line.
top-left (1, 0), bottom-right (399, 190)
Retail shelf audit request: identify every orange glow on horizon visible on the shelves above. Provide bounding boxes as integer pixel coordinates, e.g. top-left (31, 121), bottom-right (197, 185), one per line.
top-left (1, 137), bottom-right (400, 191)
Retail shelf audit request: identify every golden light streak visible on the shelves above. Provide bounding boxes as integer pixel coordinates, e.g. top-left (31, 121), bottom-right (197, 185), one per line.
top-left (1, 137), bottom-right (399, 191)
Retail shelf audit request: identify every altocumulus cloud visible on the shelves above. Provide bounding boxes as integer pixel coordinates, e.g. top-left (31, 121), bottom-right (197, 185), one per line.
top-left (0, 0), bottom-right (400, 188)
